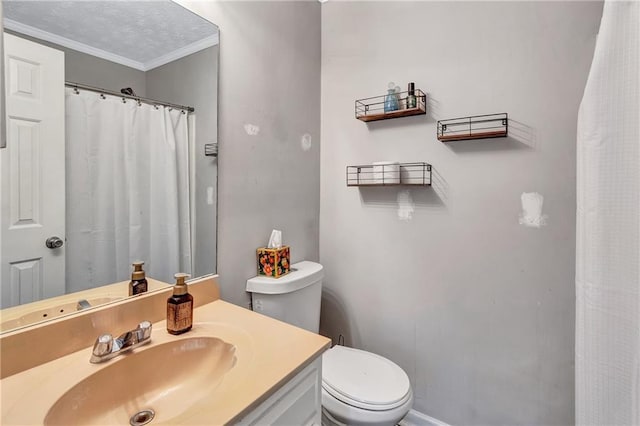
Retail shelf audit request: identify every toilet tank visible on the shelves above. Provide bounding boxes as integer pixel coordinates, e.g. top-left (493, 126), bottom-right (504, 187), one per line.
top-left (246, 261), bottom-right (323, 333)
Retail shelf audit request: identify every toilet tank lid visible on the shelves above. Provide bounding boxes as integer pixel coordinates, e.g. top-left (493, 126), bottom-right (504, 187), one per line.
top-left (246, 261), bottom-right (323, 294)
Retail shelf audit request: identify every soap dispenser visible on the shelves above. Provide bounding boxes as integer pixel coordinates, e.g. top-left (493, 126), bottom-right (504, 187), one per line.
top-left (167, 273), bottom-right (193, 335)
top-left (129, 261), bottom-right (148, 296)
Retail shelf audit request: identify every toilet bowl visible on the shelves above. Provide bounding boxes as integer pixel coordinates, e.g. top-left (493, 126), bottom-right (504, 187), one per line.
top-left (321, 345), bottom-right (413, 426)
top-left (246, 261), bottom-right (413, 426)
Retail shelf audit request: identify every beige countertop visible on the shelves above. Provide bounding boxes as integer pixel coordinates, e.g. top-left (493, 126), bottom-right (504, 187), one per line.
top-left (0, 299), bottom-right (330, 425)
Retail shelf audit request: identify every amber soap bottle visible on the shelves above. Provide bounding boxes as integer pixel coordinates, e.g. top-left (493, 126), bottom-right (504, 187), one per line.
top-left (129, 261), bottom-right (148, 296)
top-left (167, 273), bottom-right (193, 335)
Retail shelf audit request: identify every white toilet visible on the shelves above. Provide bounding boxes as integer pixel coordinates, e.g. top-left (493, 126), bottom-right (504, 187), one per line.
top-left (247, 261), bottom-right (413, 426)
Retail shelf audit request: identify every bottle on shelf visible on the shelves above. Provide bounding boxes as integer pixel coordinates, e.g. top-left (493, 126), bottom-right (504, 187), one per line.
top-left (406, 82), bottom-right (417, 109)
top-left (384, 82), bottom-right (399, 112)
top-left (394, 85), bottom-right (403, 109)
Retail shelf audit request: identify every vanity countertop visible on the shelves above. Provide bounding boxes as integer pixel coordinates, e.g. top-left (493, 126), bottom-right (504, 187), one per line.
top-left (0, 299), bottom-right (331, 425)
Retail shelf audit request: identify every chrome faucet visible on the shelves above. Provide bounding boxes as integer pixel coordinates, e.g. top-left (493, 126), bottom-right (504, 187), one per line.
top-left (90, 321), bottom-right (152, 363)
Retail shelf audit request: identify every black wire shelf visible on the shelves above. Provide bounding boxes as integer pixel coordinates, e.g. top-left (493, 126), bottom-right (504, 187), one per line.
top-left (346, 162), bottom-right (432, 186)
top-left (355, 89), bottom-right (427, 122)
top-left (437, 113), bottom-right (508, 142)
top-left (204, 143), bottom-right (218, 157)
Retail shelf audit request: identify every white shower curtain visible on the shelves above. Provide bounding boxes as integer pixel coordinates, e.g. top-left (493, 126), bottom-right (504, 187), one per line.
top-left (576, 2), bottom-right (639, 425)
top-left (65, 88), bottom-right (192, 292)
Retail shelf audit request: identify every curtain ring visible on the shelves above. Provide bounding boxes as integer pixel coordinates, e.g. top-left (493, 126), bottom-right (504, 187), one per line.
top-left (73, 88), bottom-right (80, 95)
top-left (122, 97), bottom-right (127, 103)
top-left (99, 93), bottom-right (106, 100)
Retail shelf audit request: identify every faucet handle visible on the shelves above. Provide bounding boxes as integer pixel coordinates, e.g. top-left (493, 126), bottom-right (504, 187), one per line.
top-left (89, 323), bottom-right (152, 363)
top-left (137, 321), bottom-right (152, 341)
top-left (92, 334), bottom-right (113, 357)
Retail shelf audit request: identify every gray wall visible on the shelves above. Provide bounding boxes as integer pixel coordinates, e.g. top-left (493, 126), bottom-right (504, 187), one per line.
top-left (146, 46), bottom-right (219, 278)
top-left (63, 47), bottom-right (146, 97)
top-left (6, 29), bottom-right (146, 96)
top-left (180, 1), bottom-right (322, 307)
top-left (320, 2), bottom-right (602, 425)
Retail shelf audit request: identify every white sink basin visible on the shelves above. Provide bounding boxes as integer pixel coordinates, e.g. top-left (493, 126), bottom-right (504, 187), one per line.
top-left (44, 336), bottom-right (236, 425)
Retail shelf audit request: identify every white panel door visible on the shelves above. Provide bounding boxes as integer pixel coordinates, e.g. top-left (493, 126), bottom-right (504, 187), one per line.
top-left (1, 33), bottom-right (65, 308)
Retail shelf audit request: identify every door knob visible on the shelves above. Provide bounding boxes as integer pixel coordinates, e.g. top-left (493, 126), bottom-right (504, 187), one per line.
top-left (45, 236), bottom-right (64, 249)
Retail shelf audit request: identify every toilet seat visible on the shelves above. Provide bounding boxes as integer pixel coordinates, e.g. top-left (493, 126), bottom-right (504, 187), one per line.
top-left (321, 346), bottom-right (411, 411)
top-left (323, 381), bottom-right (413, 411)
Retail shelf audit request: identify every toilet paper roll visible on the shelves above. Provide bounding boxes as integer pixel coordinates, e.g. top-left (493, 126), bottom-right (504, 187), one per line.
top-left (372, 161), bottom-right (400, 184)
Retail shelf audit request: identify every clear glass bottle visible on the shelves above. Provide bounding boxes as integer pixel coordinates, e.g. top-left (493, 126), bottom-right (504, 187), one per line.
top-left (384, 82), bottom-right (399, 112)
top-left (394, 85), bottom-right (403, 109)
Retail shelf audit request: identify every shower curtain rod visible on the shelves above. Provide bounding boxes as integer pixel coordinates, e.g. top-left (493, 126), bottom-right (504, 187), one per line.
top-left (65, 81), bottom-right (195, 113)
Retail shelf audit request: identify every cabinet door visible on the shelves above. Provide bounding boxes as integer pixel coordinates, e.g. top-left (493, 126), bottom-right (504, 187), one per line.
top-left (236, 356), bottom-right (322, 426)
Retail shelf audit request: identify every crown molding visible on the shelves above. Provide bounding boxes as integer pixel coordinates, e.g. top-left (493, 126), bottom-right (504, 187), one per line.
top-left (4, 19), bottom-right (219, 72)
top-left (143, 33), bottom-right (218, 71)
top-left (4, 19), bottom-right (147, 71)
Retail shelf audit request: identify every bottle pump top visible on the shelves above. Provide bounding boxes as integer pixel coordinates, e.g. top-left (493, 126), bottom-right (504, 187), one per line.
top-left (173, 272), bottom-right (191, 296)
top-left (408, 82), bottom-right (415, 96)
top-left (132, 261), bottom-right (145, 280)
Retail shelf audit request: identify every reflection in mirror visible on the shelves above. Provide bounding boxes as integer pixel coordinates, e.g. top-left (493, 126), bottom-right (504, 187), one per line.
top-left (0, 277), bottom-right (171, 332)
top-left (0, 0), bottom-right (218, 332)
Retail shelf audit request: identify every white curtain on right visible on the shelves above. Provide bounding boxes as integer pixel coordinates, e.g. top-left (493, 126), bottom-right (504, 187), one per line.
top-left (576, 2), bottom-right (640, 425)
top-left (65, 89), bottom-right (192, 292)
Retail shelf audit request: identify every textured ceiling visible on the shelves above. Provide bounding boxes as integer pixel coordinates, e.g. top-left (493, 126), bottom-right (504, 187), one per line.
top-left (3, 0), bottom-right (218, 70)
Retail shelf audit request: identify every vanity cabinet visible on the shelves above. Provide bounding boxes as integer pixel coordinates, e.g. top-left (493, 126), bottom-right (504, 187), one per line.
top-left (236, 356), bottom-right (323, 426)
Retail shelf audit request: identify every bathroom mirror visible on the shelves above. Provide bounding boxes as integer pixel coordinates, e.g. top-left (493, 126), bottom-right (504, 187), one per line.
top-left (0, 0), bottom-right (219, 333)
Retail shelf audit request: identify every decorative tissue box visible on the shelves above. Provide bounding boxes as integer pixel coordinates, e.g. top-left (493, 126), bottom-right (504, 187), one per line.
top-left (257, 246), bottom-right (290, 278)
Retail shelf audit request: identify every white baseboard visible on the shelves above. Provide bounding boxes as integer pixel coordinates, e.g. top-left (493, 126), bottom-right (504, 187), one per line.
top-left (399, 409), bottom-right (451, 426)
